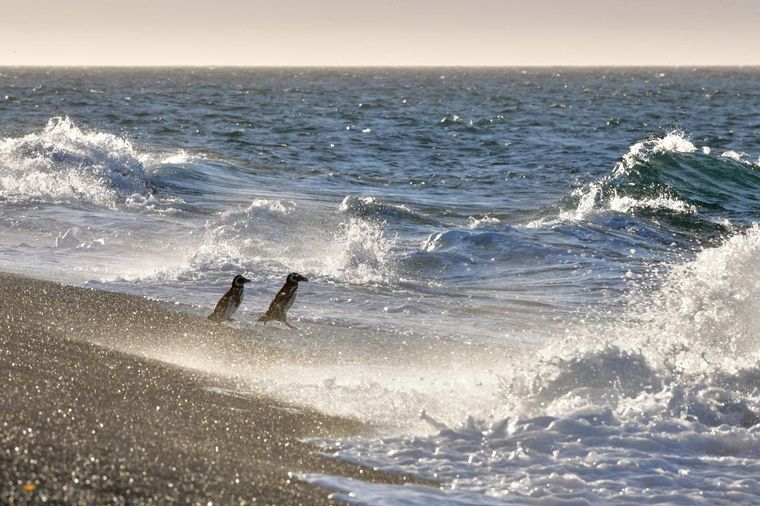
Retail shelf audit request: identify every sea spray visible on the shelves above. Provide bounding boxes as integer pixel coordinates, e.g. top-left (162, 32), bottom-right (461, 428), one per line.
top-left (309, 225), bottom-right (760, 503)
top-left (0, 117), bottom-right (153, 207)
top-left (4, 69), bottom-right (760, 504)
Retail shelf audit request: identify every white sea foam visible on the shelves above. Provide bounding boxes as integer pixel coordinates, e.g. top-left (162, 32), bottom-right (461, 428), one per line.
top-left (466, 214), bottom-right (502, 229)
top-left (705, 148), bottom-right (760, 168)
top-left (188, 196), bottom-right (403, 285)
top-left (0, 117), bottom-right (193, 210)
top-left (138, 148), bottom-right (201, 167)
top-left (640, 224), bottom-right (760, 368)
top-left (0, 117), bottom-right (154, 207)
top-left (650, 131), bottom-right (697, 154)
top-left (306, 226), bottom-right (760, 504)
top-left (140, 200), bottom-right (397, 287)
top-left (617, 131), bottom-right (697, 175)
top-left (535, 132), bottom-right (700, 225)
top-left (607, 193), bottom-right (696, 214)
top-left (557, 182), bottom-right (602, 222)
top-left (722, 150), bottom-right (743, 161)
top-left (615, 131), bottom-right (696, 176)
top-left (299, 474), bottom-right (500, 506)
top-left (220, 198), bottom-right (296, 218)
top-left (246, 198), bottom-right (296, 215)
top-left (319, 217), bottom-right (396, 284)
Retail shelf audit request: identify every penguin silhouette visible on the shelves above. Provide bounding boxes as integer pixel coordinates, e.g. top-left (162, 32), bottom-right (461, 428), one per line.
top-left (258, 273), bottom-right (308, 329)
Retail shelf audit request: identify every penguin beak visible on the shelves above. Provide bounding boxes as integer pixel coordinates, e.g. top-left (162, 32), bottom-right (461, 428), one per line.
top-left (300, 275), bottom-right (309, 282)
top-left (242, 277), bottom-right (251, 283)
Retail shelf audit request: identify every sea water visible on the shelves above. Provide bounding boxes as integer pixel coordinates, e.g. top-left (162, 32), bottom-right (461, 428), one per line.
top-left (2, 68), bottom-right (760, 503)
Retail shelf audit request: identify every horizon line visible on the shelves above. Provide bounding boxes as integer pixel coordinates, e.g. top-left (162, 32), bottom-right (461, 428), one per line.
top-left (2, 64), bottom-right (760, 69)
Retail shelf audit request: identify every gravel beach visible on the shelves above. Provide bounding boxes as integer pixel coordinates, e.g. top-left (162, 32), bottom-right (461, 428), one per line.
top-left (0, 272), bottom-right (419, 504)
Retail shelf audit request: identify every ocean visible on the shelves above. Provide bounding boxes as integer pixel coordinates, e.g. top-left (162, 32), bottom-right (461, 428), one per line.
top-left (2, 67), bottom-right (760, 504)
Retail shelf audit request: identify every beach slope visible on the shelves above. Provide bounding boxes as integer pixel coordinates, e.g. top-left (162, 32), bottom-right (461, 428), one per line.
top-left (0, 272), bottom-right (417, 504)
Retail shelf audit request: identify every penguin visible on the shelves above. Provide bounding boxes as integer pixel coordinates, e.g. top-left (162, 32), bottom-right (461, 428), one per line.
top-left (208, 274), bottom-right (251, 323)
top-left (258, 272), bottom-right (308, 329)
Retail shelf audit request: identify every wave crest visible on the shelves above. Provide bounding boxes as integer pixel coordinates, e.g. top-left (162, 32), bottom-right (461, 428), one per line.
top-left (314, 229), bottom-right (760, 502)
top-left (535, 131), bottom-right (760, 230)
top-left (644, 224), bottom-right (760, 367)
top-left (0, 117), bottom-right (169, 208)
top-left (339, 195), bottom-right (428, 224)
top-left (141, 199), bottom-right (398, 286)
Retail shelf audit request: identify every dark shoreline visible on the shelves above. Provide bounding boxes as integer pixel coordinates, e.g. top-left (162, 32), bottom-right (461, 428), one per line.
top-left (0, 272), bottom-right (422, 504)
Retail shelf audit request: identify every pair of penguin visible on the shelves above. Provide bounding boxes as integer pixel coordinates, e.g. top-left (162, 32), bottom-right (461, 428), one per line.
top-left (207, 272), bottom-right (308, 328)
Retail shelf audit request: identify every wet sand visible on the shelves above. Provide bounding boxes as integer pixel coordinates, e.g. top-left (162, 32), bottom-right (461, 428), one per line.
top-left (0, 272), bottom-right (421, 504)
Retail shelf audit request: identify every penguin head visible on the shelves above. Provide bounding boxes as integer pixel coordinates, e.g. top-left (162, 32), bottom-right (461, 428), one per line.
top-left (287, 272), bottom-right (308, 284)
top-left (232, 274), bottom-right (252, 287)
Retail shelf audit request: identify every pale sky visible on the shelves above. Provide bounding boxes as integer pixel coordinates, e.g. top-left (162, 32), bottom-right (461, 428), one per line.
top-left (1, 0), bottom-right (759, 66)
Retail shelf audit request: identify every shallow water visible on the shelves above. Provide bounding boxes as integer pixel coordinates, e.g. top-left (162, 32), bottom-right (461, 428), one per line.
top-left (3, 67), bottom-right (760, 503)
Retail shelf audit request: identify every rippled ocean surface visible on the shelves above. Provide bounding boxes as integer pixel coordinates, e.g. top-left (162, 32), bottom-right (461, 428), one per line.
top-left (3, 68), bottom-right (760, 503)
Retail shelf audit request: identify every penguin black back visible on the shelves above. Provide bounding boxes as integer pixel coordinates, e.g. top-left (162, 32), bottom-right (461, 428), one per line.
top-left (258, 272), bottom-right (308, 328)
top-left (208, 274), bottom-right (251, 323)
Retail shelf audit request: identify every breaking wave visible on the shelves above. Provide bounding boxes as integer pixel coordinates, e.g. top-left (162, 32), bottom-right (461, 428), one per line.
top-left (339, 195), bottom-right (433, 225)
top-left (135, 198), bottom-right (399, 286)
top-left (0, 117), bottom-right (187, 209)
top-left (310, 224), bottom-right (760, 504)
top-left (0, 117), bottom-right (152, 207)
top-left (531, 131), bottom-right (760, 234)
